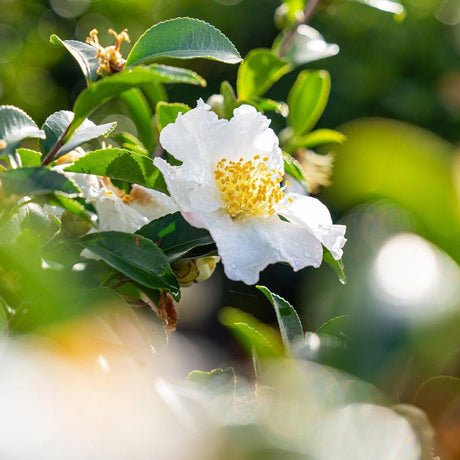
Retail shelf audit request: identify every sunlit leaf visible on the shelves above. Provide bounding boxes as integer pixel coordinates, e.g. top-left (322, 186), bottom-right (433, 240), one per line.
top-left (119, 89), bottom-right (155, 152)
top-left (66, 65), bottom-right (206, 141)
top-left (41, 110), bottom-right (115, 158)
top-left (257, 285), bottom-right (304, 352)
top-left (126, 18), bottom-right (241, 67)
top-left (64, 148), bottom-right (167, 193)
top-left (237, 48), bottom-right (291, 100)
top-left (252, 98), bottom-right (289, 116)
top-left (79, 231), bottom-right (180, 300)
top-left (286, 129), bottom-right (346, 152)
top-left (50, 34), bottom-right (100, 85)
top-left (0, 106), bottom-right (45, 158)
top-left (111, 132), bottom-right (148, 156)
top-left (186, 367), bottom-right (236, 394)
top-left (16, 148), bottom-right (41, 167)
top-left (220, 306), bottom-right (284, 357)
top-left (155, 102), bottom-right (190, 132)
top-left (287, 70), bottom-right (330, 136)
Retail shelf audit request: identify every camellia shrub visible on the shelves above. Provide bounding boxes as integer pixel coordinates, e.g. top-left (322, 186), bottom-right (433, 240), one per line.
top-left (0, 1), bottom-right (447, 459)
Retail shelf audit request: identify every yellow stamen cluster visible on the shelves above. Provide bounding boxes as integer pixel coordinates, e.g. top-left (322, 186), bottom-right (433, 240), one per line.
top-left (86, 28), bottom-right (130, 75)
top-left (214, 155), bottom-right (291, 218)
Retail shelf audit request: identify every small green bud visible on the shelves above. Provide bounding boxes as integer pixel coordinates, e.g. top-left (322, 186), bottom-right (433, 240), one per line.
top-left (173, 256), bottom-right (220, 287)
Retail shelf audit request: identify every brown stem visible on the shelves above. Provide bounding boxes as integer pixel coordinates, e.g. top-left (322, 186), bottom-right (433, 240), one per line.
top-left (41, 123), bottom-right (71, 167)
top-left (279, 0), bottom-right (323, 57)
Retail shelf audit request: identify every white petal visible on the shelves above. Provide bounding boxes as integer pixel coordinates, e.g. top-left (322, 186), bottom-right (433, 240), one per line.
top-left (281, 194), bottom-right (347, 260)
top-left (200, 213), bottom-right (323, 285)
top-left (128, 185), bottom-right (178, 220)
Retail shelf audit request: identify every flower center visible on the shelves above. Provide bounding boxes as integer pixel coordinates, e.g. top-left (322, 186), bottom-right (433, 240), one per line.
top-left (214, 155), bottom-right (290, 218)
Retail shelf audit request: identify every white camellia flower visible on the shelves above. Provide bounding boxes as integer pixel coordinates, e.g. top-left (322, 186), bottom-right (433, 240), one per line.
top-left (154, 100), bottom-right (346, 285)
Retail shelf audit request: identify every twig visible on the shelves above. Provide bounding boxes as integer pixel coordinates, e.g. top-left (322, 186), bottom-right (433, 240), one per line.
top-left (279, 0), bottom-right (323, 57)
top-left (40, 123), bottom-right (71, 167)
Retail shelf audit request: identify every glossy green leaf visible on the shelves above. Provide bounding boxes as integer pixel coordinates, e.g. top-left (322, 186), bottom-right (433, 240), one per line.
top-left (66, 65), bottom-right (206, 141)
top-left (323, 248), bottom-right (346, 284)
top-left (126, 18), bottom-right (241, 67)
top-left (257, 285), bottom-right (304, 352)
top-left (252, 97), bottom-right (289, 116)
top-left (156, 102), bottom-right (190, 132)
top-left (286, 129), bottom-right (346, 152)
top-left (41, 110), bottom-right (115, 158)
top-left (316, 315), bottom-right (350, 339)
top-left (0, 106), bottom-right (45, 157)
top-left (141, 83), bottom-right (168, 109)
top-left (287, 70), bottom-right (331, 136)
top-left (237, 48), bottom-right (291, 100)
top-left (119, 89), bottom-right (155, 153)
top-left (45, 193), bottom-right (97, 224)
top-left (0, 167), bottom-right (80, 197)
top-left (64, 148), bottom-right (167, 193)
top-left (283, 151), bottom-right (309, 192)
top-left (111, 132), bottom-right (148, 156)
top-left (16, 148), bottom-right (41, 167)
top-left (136, 211), bottom-right (214, 263)
top-left (79, 231), bottom-right (180, 300)
top-left (220, 81), bottom-right (237, 119)
top-left (219, 306), bottom-right (284, 357)
top-left (50, 34), bottom-right (99, 85)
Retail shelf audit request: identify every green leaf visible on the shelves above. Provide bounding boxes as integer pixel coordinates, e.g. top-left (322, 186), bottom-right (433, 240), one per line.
top-left (287, 70), bottom-right (330, 136)
top-left (119, 89), bottom-right (155, 152)
top-left (41, 110), bottom-right (115, 158)
top-left (45, 193), bottom-right (97, 224)
top-left (323, 248), bottom-right (346, 284)
top-left (111, 132), bottom-right (148, 156)
top-left (0, 167), bottom-right (80, 197)
top-left (286, 129), bottom-right (346, 152)
top-left (0, 297), bottom-right (8, 345)
top-left (283, 151), bottom-right (309, 192)
top-left (219, 306), bottom-right (284, 357)
top-left (0, 106), bottom-right (45, 157)
top-left (156, 102), bottom-right (190, 132)
top-left (126, 18), bottom-right (241, 67)
top-left (16, 148), bottom-right (42, 167)
top-left (186, 367), bottom-right (236, 394)
top-left (50, 34), bottom-right (100, 85)
top-left (79, 231), bottom-right (180, 300)
top-left (316, 314), bottom-right (350, 340)
top-left (136, 211), bottom-right (214, 263)
top-left (252, 97), bottom-right (289, 117)
top-left (64, 148), bottom-right (167, 193)
top-left (257, 285), bottom-right (304, 352)
top-left (66, 65), bottom-right (206, 141)
top-left (220, 81), bottom-right (237, 119)
top-left (353, 0), bottom-right (405, 16)
top-left (237, 48), bottom-right (291, 100)
top-left (141, 83), bottom-right (168, 109)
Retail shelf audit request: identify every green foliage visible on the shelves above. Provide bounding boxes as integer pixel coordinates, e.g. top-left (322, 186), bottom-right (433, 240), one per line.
top-left (50, 35), bottom-right (100, 85)
top-left (0, 106), bottom-right (45, 158)
top-left (257, 285), bottom-right (304, 352)
top-left (284, 129), bottom-right (346, 152)
top-left (111, 132), bottom-right (148, 156)
top-left (79, 231), bottom-right (181, 300)
top-left (0, 167), bottom-right (80, 197)
top-left (155, 102), bottom-right (190, 132)
top-left (287, 70), bottom-right (331, 136)
top-left (237, 49), bottom-right (291, 100)
top-left (16, 149), bottom-right (41, 167)
top-left (118, 89), bottom-right (155, 152)
top-left (126, 18), bottom-right (242, 67)
top-left (40, 110), bottom-right (115, 158)
top-left (66, 65), bottom-right (206, 141)
top-left (282, 151), bottom-right (309, 192)
top-left (220, 306), bottom-right (284, 358)
top-left (323, 249), bottom-right (346, 284)
top-left (136, 211), bottom-right (214, 263)
top-left (64, 148), bottom-right (168, 193)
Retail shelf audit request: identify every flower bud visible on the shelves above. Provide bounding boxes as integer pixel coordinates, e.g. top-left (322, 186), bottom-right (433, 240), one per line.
top-left (173, 256), bottom-right (220, 287)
